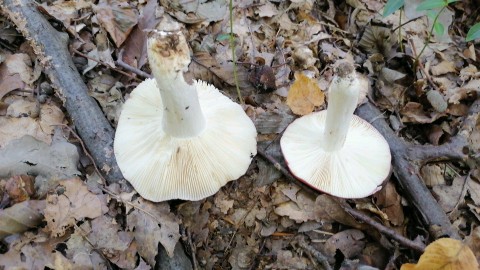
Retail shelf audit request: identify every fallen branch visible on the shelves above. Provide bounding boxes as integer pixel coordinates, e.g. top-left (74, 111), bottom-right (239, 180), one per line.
top-left (1, 0), bottom-right (123, 183)
top-left (356, 101), bottom-right (480, 240)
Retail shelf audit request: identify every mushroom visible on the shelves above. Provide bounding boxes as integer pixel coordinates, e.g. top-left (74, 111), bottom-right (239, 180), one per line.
top-left (114, 18), bottom-right (257, 202)
top-left (280, 61), bottom-right (391, 198)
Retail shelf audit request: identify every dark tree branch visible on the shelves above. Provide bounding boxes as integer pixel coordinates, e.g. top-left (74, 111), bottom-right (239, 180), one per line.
top-left (1, 0), bottom-right (123, 183)
top-left (356, 102), bottom-right (469, 239)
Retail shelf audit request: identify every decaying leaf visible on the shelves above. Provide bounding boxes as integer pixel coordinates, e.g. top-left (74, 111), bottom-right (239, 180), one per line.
top-left (93, 0), bottom-right (138, 47)
top-left (65, 222), bottom-right (108, 268)
top-left (0, 200), bottom-right (46, 240)
top-left (0, 98), bottom-right (65, 148)
top-left (286, 73), bottom-right (324, 115)
top-left (0, 53), bottom-right (36, 100)
top-left (401, 238), bottom-right (478, 270)
top-left (324, 229), bottom-right (366, 258)
top-left (121, 0), bottom-right (161, 69)
top-left (400, 102), bottom-right (444, 124)
top-left (127, 197), bottom-right (180, 265)
top-left (372, 181), bottom-right (405, 226)
top-left (433, 176), bottom-right (480, 213)
top-left (44, 178), bottom-right (108, 237)
top-left (0, 136), bottom-right (79, 190)
top-left (4, 174), bottom-right (35, 203)
top-left (180, 0), bottom-right (227, 23)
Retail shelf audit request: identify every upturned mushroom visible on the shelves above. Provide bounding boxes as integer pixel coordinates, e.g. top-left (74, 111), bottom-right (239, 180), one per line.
top-left (114, 18), bottom-right (257, 202)
top-left (280, 61), bottom-right (391, 198)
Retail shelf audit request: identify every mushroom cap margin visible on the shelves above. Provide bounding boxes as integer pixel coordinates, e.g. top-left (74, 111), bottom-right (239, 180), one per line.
top-left (280, 111), bottom-right (391, 198)
top-left (114, 79), bottom-right (257, 201)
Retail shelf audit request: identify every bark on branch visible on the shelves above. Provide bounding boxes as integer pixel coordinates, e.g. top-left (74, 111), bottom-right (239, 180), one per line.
top-left (1, 0), bottom-right (123, 182)
top-left (355, 99), bottom-right (480, 239)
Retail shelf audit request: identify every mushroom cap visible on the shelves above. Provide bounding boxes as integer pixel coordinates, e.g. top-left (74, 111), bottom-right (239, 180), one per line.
top-left (114, 79), bottom-right (257, 202)
top-left (280, 111), bottom-right (391, 198)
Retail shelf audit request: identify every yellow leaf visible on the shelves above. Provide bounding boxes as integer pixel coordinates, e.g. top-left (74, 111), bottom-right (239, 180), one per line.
top-left (400, 238), bottom-right (479, 270)
top-left (286, 73), bottom-right (324, 115)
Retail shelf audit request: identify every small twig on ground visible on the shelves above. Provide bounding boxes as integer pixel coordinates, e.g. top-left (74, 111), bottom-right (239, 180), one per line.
top-left (340, 205), bottom-right (426, 253)
top-left (53, 123), bottom-right (107, 186)
top-left (296, 236), bottom-right (332, 270)
top-left (186, 229), bottom-right (198, 270)
top-left (116, 49), bottom-right (153, 79)
top-left (72, 48), bottom-right (142, 81)
top-left (257, 148), bottom-right (427, 252)
top-left (409, 39), bottom-right (440, 91)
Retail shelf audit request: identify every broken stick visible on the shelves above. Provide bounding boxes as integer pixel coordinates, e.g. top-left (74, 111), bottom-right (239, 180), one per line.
top-left (1, 0), bottom-right (123, 182)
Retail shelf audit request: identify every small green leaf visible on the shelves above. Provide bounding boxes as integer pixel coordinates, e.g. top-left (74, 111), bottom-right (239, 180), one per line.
top-left (434, 22), bottom-right (444, 36)
top-left (383, 0), bottom-right (404, 17)
top-left (216, 33), bottom-right (232, 41)
top-left (466, 22), bottom-right (480, 41)
top-left (417, 0), bottom-right (451, 10)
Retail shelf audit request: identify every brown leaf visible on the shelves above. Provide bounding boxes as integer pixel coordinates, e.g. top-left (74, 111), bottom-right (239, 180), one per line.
top-left (401, 238), bottom-right (478, 270)
top-left (93, 0), bottom-right (138, 47)
top-left (66, 222), bottom-right (108, 268)
top-left (372, 181), bottom-right (405, 226)
top-left (324, 229), bottom-right (366, 258)
top-left (0, 200), bottom-right (46, 240)
top-left (121, 0), bottom-right (161, 69)
top-left (0, 54), bottom-right (34, 100)
top-left (127, 198), bottom-right (180, 265)
top-left (44, 178), bottom-right (108, 237)
top-left (286, 73), bottom-right (325, 115)
top-left (430, 60), bottom-right (456, 76)
top-left (400, 102), bottom-right (444, 124)
top-left (5, 174), bottom-right (35, 203)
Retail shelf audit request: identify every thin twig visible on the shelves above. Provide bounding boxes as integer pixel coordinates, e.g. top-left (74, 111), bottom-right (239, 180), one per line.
top-left (341, 206), bottom-right (426, 253)
top-left (116, 49), bottom-right (153, 79)
top-left (187, 229), bottom-right (198, 270)
top-left (409, 39), bottom-right (439, 91)
top-left (297, 236), bottom-right (332, 270)
top-left (53, 124), bottom-right (107, 185)
top-left (72, 48), bottom-right (142, 81)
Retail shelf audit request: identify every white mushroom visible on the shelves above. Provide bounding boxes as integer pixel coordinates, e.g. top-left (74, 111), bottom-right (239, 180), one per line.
top-left (280, 61), bottom-right (391, 198)
top-left (114, 18), bottom-right (257, 202)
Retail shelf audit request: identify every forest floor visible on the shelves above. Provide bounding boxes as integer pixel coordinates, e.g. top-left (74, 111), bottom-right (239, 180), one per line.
top-left (1, 0), bottom-right (480, 269)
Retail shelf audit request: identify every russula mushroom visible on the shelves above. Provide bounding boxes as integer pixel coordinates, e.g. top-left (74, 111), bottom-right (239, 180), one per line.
top-left (280, 61), bottom-right (391, 198)
top-left (114, 18), bottom-right (257, 202)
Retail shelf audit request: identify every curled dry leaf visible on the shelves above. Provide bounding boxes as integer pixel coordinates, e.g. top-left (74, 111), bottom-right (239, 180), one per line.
top-left (0, 99), bottom-right (65, 148)
top-left (44, 178), bottom-right (108, 237)
top-left (324, 229), bottom-right (366, 259)
top-left (401, 238), bottom-right (478, 270)
top-left (0, 53), bottom-right (35, 100)
top-left (93, 0), bottom-right (138, 47)
top-left (127, 197), bottom-right (180, 265)
top-left (0, 200), bottom-right (46, 240)
top-left (4, 174), bottom-right (35, 203)
top-left (372, 181), bottom-right (405, 226)
top-left (286, 73), bottom-right (325, 115)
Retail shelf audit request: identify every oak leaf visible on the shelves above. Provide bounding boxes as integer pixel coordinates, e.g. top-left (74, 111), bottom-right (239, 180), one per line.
top-left (286, 73), bottom-right (324, 115)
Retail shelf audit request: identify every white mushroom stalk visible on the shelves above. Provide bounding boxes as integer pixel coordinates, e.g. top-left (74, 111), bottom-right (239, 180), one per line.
top-left (147, 30), bottom-right (206, 138)
top-left (114, 17), bottom-right (257, 202)
top-left (281, 61), bottom-right (391, 198)
top-left (323, 63), bottom-right (359, 151)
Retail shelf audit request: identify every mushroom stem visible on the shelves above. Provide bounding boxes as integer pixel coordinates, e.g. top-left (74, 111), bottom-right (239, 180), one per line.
top-left (323, 62), bottom-right (360, 152)
top-left (147, 29), bottom-right (206, 138)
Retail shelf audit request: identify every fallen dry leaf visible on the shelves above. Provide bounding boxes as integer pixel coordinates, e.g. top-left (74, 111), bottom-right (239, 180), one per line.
top-left (0, 135), bottom-right (80, 197)
top-left (127, 197), bottom-right (180, 265)
top-left (121, 0), bottom-right (161, 68)
top-left (0, 200), bottom-right (46, 240)
top-left (430, 60), bottom-right (456, 76)
top-left (93, 0), bottom-right (138, 47)
top-left (66, 222), bottom-right (108, 268)
top-left (44, 178), bottom-right (108, 237)
top-left (0, 98), bottom-right (65, 148)
top-left (324, 229), bottom-right (366, 259)
top-left (4, 174), bottom-right (35, 203)
top-left (372, 181), bottom-right (405, 226)
top-left (286, 73), bottom-right (324, 115)
top-left (0, 53), bottom-right (35, 100)
top-left (401, 238), bottom-right (478, 270)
